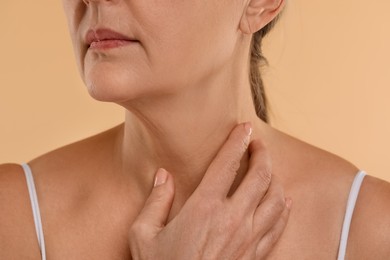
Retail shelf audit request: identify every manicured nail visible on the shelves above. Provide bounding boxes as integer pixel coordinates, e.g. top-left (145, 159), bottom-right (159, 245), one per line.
top-left (154, 168), bottom-right (168, 187)
top-left (285, 197), bottom-right (293, 209)
top-left (244, 122), bottom-right (253, 136)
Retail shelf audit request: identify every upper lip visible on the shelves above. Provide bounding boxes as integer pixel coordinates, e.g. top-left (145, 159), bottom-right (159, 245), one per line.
top-left (85, 28), bottom-right (137, 46)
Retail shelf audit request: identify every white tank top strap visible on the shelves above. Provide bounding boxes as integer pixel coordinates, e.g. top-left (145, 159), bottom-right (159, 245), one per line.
top-left (337, 170), bottom-right (366, 260)
top-left (21, 163), bottom-right (47, 260)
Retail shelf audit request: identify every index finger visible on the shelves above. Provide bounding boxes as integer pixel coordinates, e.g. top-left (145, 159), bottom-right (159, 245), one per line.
top-left (195, 122), bottom-right (253, 199)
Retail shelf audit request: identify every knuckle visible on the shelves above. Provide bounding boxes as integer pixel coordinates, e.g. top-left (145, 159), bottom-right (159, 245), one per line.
top-left (266, 195), bottom-right (286, 217)
top-left (259, 198), bottom-right (285, 222)
top-left (129, 220), bottom-right (148, 238)
top-left (146, 194), bottom-right (164, 208)
top-left (226, 155), bottom-right (241, 173)
top-left (273, 196), bottom-right (286, 216)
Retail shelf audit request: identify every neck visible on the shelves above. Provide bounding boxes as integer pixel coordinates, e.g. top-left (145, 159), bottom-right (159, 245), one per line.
top-left (115, 59), bottom-right (271, 219)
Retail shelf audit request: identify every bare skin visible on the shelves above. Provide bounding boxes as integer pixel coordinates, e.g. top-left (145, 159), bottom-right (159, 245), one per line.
top-left (128, 123), bottom-right (292, 259)
top-left (1, 121), bottom-right (389, 259)
top-left (1, 0), bottom-right (390, 258)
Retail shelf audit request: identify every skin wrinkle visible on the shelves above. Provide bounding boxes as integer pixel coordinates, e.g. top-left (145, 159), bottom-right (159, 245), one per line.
top-left (62, 0), bottom-right (284, 227)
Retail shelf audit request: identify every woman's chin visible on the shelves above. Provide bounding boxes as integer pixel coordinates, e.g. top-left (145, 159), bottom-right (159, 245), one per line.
top-left (83, 67), bottom-right (144, 102)
top-left (82, 63), bottom-right (184, 103)
top-left (85, 80), bottom-right (137, 103)
top-left (84, 75), bottom-right (167, 105)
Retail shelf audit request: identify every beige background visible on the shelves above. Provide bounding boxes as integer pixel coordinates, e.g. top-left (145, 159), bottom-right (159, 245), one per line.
top-left (1, 1), bottom-right (389, 181)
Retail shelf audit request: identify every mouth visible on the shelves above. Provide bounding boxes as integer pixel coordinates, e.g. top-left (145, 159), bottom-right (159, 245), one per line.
top-left (85, 28), bottom-right (139, 50)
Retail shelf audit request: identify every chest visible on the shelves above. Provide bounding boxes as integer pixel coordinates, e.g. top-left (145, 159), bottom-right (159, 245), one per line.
top-left (40, 196), bottom-right (348, 260)
top-left (42, 208), bottom-right (134, 259)
top-left (37, 185), bottom-right (142, 260)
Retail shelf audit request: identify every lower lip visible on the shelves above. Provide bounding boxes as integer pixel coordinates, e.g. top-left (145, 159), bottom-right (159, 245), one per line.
top-left (89, 39), bottom-right (138, 50)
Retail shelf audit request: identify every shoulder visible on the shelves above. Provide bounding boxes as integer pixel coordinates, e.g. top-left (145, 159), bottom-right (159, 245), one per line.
top-left (347, 174), bottom-right (390, 258)
top-left (260, 125), bottom-right (380, 257)
top-left (0, 163), bottom-right (42, 258)
top-left (269, 126), bottom-right (360, 186)
top-left (0, 163), bottom-right (27, 208)
top-left (26, 123), bottom-right (123, 181)
top-left (29, 124), bottom-right (122, 168)
top-left (0, 163), bottom-right (31, 206)
top-left (24, 124), bottom-right (123, 205)
top-left (286, 136), bottom-right (390, 258)
top-left (0, 163), bottom-right (24, 183)
top-left (0, 125), bottom-right (122, 258)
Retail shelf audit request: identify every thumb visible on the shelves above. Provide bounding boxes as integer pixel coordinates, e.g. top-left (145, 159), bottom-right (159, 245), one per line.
top-left (137, 168), bottom-right (175, 235)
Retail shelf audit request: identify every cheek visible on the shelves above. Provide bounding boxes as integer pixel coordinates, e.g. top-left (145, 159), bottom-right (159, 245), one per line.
top-left (62, 1), bottom-right (85, 45)
top-left (62, 1), bottom-right (88, 83)
top-left (140, 1), bottom-right (239, 91)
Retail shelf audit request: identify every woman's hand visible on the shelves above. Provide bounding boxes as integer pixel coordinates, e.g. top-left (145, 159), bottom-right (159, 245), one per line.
top-left (128, 123), bottom-right (292, 259)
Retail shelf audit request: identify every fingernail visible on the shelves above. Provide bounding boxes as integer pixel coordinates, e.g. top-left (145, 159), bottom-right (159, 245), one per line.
top-left (244, 122), bottom-right (252, 136)
top-left (285, 197), bottom-right (293, 209)
top-left (154, 168), bottom-right (168, 187)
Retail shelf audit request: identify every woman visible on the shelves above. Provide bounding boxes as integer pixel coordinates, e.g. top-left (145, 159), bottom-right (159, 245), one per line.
top-left (1, 0), bottom-right (389, 259)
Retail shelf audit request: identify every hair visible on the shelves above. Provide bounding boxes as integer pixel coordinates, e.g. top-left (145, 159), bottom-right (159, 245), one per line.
top-left (249, 15), bottom-right (281, 123)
